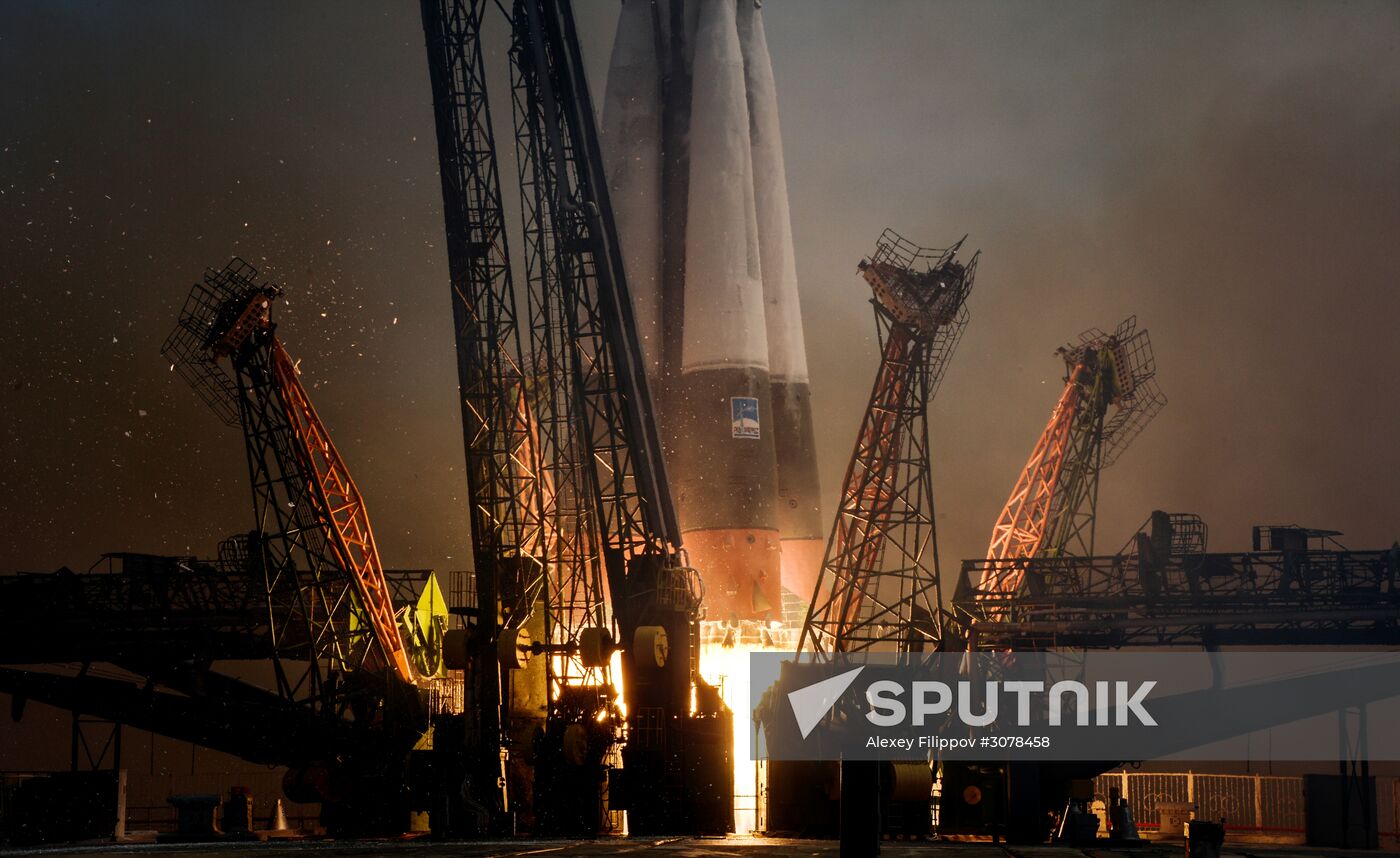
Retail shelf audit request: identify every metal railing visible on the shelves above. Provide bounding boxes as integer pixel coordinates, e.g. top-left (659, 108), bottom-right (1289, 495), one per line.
top-left (1094, 771), bottom-right (1304, 839)
top-left (1101, 771), bottom-right (1400, 847)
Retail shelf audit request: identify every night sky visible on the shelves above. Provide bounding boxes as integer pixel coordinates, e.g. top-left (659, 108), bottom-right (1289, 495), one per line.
top-left (2, 0), bottom-right (1398, 588)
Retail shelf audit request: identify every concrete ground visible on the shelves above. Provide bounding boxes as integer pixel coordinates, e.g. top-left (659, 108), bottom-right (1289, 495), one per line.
top-left (2, 838), bottom-right (1398, 858)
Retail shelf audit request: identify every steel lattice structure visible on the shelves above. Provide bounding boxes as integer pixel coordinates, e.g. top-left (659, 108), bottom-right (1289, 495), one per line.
top-left (0, 554), bottom-right (451, 787)
top-left (0, 553), bottom-right (266, 665)
top-left (506, 0), bottom-right (724, 835)
top-left (421, 0), bottom-right (549, 828)
top-left (161, 260), bottom-right (413, 710)
top-left (974, 317), bottom-right (1164, 609)
top-left (510, 0), bottom-right (681, 566)
top-left (0, 261), bottom-right (453, 834)
top-left (503, 0), bottom-right (694, 636)
top-left (957, 512), bottom-right (1400, 649)
top-left (421, 0), bottom-right (724, 836)
top-left (420, 0), bottom-right (547, 608)
top-left (508, 0), bottom-right (611, 700)
top-left (798, 230), bottom-right (976, 657)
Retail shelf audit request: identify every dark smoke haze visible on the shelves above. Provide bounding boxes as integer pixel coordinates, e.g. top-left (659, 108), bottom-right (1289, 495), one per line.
top-left (1, 0), bottom-right (1397, 590)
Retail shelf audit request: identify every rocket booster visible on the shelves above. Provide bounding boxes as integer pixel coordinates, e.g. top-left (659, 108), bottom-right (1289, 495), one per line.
top-left (602, 0), bottom-right (819, 624)
top-left (737, 0), bottom-right (825, 607)
top-left (600, 0), bottom-right (664, 383)
top-left (674, 0), bottom-right (782, 625)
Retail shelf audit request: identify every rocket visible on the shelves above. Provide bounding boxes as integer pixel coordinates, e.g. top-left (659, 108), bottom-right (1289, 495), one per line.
top-left (736, 1), bottom-right (824, 608)
top-left (600, 0), bottom-right (664, 383)
top-left (602, 0), bottom-right (823, 625)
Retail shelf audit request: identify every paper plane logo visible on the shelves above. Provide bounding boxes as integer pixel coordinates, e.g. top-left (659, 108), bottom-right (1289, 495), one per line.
top-left (788, 666), bottom-right (864, 739)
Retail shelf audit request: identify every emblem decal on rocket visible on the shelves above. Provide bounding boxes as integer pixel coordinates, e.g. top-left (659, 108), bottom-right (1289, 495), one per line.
top-left (731, 396), bottom-right (761, 439)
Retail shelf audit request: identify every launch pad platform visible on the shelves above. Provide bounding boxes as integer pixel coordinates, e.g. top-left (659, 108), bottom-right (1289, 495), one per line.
top-left (5, 840), bottom-right (1391, 858)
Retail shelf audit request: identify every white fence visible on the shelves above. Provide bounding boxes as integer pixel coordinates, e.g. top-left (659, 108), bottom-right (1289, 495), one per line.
top-left (1097, 771), bottom-right (1400, 847)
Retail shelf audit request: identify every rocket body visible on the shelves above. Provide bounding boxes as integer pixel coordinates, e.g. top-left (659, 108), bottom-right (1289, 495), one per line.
top-left (737, 1), bottom-right (825, 607)
top-left (602, 0), bottom-right (819, 624)
top-left (673, 0), bottom-right (782, 625)
top-left (600, 0), bottom-right (664, 382)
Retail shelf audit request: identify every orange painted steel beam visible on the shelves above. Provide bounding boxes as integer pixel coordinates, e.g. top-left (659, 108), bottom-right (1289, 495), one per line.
top-left (270, 341), bottom-right (414, 684)
top-left (829, 325), bottom-right (917, 646)
top-left (979, 367), bottom-right (1085, 599)
top-left (801, 234), bottom-right (975, 656)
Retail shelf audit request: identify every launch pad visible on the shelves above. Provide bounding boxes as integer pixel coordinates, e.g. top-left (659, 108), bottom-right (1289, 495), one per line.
top-left (4, 837), bottom-right (1385, 858)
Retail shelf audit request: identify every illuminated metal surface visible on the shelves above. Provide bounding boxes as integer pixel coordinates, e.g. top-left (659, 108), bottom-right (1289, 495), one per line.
top-left (163, 260), bottom-right (413, 695)
top-left (977, 317), bottom-right (1165, 606)
top-left (799, 231), bottom-right (976, 657)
